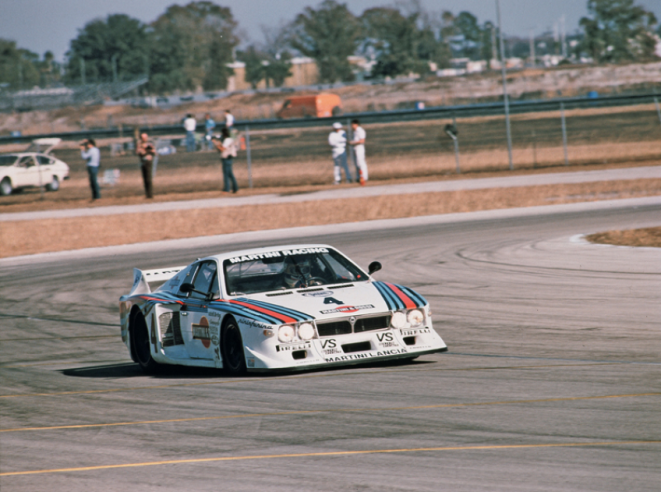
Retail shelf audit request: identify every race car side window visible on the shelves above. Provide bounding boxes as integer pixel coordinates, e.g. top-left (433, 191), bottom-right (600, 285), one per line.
top-left (37, 155), bottom-right (53, 165)
top-left (175, 265), bottom-right (197, 297)
top-left (159, 265), bottom-right (193, 293)
top-left (189, 261), bottom-right (219, 300)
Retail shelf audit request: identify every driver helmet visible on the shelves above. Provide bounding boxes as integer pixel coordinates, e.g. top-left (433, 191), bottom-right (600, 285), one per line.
top-left (283, 257), bottom-right (312, 288)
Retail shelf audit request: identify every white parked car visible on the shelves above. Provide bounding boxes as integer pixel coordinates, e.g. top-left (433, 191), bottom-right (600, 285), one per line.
top-left (0, 138), bottom-right (69, 196)
top-left (119, 244), bottom-right (448, 374)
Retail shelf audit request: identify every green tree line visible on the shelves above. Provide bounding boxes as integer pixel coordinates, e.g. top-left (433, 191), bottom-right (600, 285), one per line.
top-left (0, 0), bottom-right (658, 93)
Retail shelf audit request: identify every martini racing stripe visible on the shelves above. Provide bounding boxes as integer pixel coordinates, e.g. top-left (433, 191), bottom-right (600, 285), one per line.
top-left (397, 285), bottom-right (427, 306)
top-left (373, 281), bottom-right (402, 310)
top-left (213, 299), bottom-right (297, 324)
top-left (373, 282), bottom-right (426, 310)
top-left (139, 294), bottom-right (184, 306)
top-left (236, 298), bottom-right (313, 322)
top-left (209, 300), bottom-right (283, 325)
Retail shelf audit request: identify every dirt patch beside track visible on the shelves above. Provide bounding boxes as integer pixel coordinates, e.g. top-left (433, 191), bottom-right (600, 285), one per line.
top-left (586, 227), bottom-right (661, 248)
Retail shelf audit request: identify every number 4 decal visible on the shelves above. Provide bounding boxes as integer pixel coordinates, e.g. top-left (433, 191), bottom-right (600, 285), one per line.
top-left (323, 297), bottom-right (344, 305)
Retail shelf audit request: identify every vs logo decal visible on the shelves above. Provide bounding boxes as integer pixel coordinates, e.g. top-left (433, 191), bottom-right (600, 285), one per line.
top-left (376, 332), bottom-right (394, 342)
top-left (323, 297), bottom-right (344, 305)
top-left (320, 339), bottom-right (337, 349)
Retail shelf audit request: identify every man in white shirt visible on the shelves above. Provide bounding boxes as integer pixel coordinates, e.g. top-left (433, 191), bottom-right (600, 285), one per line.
top-left (350, 119), bottom-right (368, 186)
top-left (183, 113), bottom-right (196, 152)
top-left (80, 138), bottom-right (101, 200)
top-left (328, 122), bottom-right (353, 184)
top-left (224, 109), bottom-right (234, 129)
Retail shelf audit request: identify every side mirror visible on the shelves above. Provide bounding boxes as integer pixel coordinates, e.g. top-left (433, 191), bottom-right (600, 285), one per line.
top-left (180, 282), bottom-right (194, 293)
top-left (368, 261), bottom-right (382, 275)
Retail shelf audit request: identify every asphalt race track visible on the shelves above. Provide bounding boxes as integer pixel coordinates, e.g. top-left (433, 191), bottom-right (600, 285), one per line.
top-left (1, 198), bottom-right (660, 491)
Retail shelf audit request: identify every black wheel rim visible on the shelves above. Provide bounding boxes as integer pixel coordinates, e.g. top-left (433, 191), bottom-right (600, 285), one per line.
top-left (224, 324), bottom-right (243, 371)
top-left (134, 318), bottom-right (151, 365)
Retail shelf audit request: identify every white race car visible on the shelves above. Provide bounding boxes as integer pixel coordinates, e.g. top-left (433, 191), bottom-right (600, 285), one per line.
top-left (119, 244), bottom-right (447, 374)
top-left (0, 138), bottom-right (69, 196)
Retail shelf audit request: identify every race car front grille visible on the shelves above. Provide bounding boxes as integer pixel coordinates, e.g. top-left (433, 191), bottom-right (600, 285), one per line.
top-left (354, 316), bottom-right (391, 333)
top-left (159, 312), bottom-right (183, 347)
top-left (316, 320), bottom-right (352, 337)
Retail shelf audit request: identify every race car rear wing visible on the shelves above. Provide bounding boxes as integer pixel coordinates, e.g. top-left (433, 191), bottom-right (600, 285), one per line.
top-left (129, 266), bottom-right (186, 296)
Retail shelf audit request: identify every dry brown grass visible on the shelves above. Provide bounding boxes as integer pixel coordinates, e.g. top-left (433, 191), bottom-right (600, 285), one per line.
top-left (2, 178), bottom-right (660, 258)
top-left (586, 227), bottom-right (661, 248)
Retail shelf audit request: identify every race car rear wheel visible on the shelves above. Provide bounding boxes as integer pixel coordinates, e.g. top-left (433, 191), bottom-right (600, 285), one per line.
top-left (0, 178), bottom-right (13, 196)
top-left (221, 318), bottom-right (246, 376)
top-left (131, 311), bottom-right (159, 373)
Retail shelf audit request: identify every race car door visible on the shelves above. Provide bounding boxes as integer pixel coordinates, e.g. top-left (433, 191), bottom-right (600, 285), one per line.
top-left (179, 260), bottom-right (220, 360)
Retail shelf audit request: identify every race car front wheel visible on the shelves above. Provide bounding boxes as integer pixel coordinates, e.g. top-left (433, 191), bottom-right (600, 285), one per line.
top-left (131, 311), bottom-right (159, 373)
top-left (221, 318), bottom-right (246, 376)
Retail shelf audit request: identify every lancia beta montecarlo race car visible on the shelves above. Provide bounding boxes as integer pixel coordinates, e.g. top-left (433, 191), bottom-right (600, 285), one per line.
top-left (119, 245), bottom-right (447, 374)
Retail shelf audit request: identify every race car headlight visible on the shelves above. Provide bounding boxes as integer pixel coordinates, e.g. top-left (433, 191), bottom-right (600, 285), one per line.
top-left (298, 322), bottom-right (315, 340)
top-left (407, 309), bottom-right (424, 327)
top-left (391, 311), bottom-right (407, 329)
top-left (278, 325), bottom-right (295, 343)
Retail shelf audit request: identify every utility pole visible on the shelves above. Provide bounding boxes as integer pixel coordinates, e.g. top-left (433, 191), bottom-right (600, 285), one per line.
top-left (496, 0), bottom-right (513, 170)
top-left (529, 29), bottom-right (536, 67)
top-left (80, 58), bottom-right (86, 85)
top-left (561, 15), bottom-right (567, 58)
top-left (112, 54), bottom-right (118, 83)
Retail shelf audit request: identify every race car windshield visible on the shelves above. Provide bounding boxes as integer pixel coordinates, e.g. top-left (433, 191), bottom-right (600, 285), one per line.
top-left (223, 248), bottom-right (368, 295)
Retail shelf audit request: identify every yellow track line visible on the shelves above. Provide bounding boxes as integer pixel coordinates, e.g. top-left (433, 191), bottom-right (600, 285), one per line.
top-left (0, 362), bottom-right (617, 399)
top-left (2, 440), bottom-right (660, 477)
top-left (3, 392), bottom-right (659, 433)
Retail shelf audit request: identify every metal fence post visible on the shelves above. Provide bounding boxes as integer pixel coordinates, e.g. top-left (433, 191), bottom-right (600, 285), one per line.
top-left (245, 125), bottom-right (253, 188)
top-left (452, 115), bottom-right (460, 173)
top-left (560, 102), bottom-right (569, 166)
top-left (654, 97), bottom-right (661, 126)
top-left (531, 129), bottom-right (537, 168)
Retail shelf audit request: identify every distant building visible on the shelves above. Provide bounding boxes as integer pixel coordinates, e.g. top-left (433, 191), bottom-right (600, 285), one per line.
top-left (226, 57), bottom-right (318, 92)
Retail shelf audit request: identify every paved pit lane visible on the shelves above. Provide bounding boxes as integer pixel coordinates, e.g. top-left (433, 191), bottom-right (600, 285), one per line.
top-left (1, 199), bottom-right (660, 491)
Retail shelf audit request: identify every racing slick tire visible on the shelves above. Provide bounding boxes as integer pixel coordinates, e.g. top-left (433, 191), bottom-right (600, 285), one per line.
top-left (221, 317), bottom-right (246, 376)
top-left (0, 178), bottom-right (13, 196)
top-left (46, 176), bottom-right (60, 192)
top-left (131, 310), bottom-right (160, 374)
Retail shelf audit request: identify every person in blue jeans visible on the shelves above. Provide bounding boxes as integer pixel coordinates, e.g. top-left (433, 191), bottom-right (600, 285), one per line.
top-left (213, 128), bottom-right (238, 193)
top-left (80, 138), bottom-right (101, 200)
top-left (183, 113), bottom-right (196, 152)
top-left (204, 113), bottom-right (216, 150)
top-left (328, 122), bottom-right (352, 184)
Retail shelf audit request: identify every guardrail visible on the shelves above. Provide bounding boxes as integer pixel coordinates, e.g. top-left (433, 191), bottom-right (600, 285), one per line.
top-left (1, 92), bottom-right (659, 145)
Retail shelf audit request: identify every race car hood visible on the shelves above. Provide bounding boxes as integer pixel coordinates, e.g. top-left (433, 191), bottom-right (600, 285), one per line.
top-left (240, 281), bottom-right (426, 322)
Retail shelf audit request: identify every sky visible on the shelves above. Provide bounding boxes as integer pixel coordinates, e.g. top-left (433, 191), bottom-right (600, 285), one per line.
top-left (1, 0), bottom-right (660, 61)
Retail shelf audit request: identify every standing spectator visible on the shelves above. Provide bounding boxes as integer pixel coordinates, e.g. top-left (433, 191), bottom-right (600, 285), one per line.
top-left (204, 113), bottom-right (216, 150)
top-left (136, 132), bottom-right (156, 199)
top-left (350, 119), bottom-right (368, 186)
top-left (183, 113), bottom-right (196, 152)
top-left (328, 122), bottom-right (352, 184)
top-left (224, 109), bottom-right (234, 129)
top-left (213, 128), bottom-right (238, 194)
top-left (80, 138), bottom-right (101, 201)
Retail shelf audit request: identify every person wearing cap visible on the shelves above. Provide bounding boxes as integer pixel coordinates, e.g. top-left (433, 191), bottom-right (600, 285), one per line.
top-left (136, 132), bottom-right (156, 198)
top-left (328, 122), bottom-right (353, 184)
